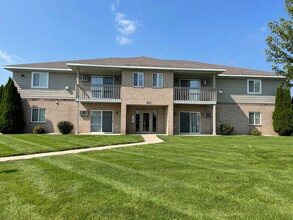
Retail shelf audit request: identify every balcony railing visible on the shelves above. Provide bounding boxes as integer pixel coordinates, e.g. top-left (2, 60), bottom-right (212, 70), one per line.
top-left (76, 84), bottom-right (121, 102)
top-left (174, 87), bottom-right (217, 104)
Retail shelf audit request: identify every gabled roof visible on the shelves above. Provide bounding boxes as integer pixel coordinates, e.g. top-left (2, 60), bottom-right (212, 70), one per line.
top-left (3, 56), bottom-right (280, 77)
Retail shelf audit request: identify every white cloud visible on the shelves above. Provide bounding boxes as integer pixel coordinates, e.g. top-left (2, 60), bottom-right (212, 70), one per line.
top-left (0, 50), bottom-right (22, 64)
top-left (0, 50), bottom-right (14, 63)
top-left (111, 0), bottom-right (137, 45)
top-left (115, 12), bottom-right (137, 35)
top-left (116, 35), bottom-right (134, 45)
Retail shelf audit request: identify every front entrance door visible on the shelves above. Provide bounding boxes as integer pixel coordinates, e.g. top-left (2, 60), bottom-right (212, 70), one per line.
top-left (91, 110), bottom-right (113, 133)
top-left (135, 110), bottom-right (157, 133)
top-left (180, 112), bottom-right (200, 134)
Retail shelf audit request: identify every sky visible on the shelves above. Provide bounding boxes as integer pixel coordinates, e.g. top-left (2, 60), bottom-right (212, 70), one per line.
top-left (0, 0), bottom-right (288, 86)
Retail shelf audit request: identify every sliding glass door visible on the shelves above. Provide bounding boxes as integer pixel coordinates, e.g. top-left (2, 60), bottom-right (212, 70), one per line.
top-left (91, 111), bottom-right (113, 132)
top-left (180, 112), bottom-right (200, 134)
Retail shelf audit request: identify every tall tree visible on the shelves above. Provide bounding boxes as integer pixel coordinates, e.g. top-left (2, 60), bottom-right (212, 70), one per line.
top-left (0, 78), bottom-right (25, 134)
top-left (265, 0), bottom-right (293, 81)
top-left (272, 85), bottom-right (293, 135)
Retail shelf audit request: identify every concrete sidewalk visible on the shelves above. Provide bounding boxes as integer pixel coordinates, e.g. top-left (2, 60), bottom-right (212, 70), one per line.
top-left (0, 135), bottom-right (164, 162)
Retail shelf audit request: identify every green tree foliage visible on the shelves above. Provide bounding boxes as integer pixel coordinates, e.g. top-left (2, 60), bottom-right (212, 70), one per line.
top-left (272, 85), bottom-right (293, 135)
top-left (0, 78), bottom-right (25, 134)
top-left (0, 85), bottom-right (3, 100)
top-left (265, 0), bottom-right (293, 81)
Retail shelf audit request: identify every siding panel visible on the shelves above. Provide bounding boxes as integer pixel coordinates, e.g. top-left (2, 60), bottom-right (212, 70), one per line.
top-left (217, 77), bottom-right (283, 104)
top-left (13, 71), bottom-right (76, 99)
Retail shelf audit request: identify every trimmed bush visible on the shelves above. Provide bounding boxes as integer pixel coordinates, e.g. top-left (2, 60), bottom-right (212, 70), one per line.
top-left (250, 128), bottom-right (262, 136)
top-left (218, 123), bottom-right (234, 135)
top-left (33, 126), bottom-right (46, 134)
top-left (57, 121), bottom-right (74, 134)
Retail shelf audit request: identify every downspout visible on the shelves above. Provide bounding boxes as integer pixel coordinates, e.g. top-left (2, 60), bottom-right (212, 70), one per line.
top-left (75, 69), bottom-right (80, 134)
top-left (212, 74), bottom-right (217, 136)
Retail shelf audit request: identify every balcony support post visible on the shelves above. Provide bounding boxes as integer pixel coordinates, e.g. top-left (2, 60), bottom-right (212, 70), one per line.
top-left (212, 104), bottom-right (216, 135)
top-left (213, 74), bottom-right (216, 88)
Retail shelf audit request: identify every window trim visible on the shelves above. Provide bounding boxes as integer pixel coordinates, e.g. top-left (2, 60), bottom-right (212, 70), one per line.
top-left (31, 108), bottom-right (46, 123)
top-left (249, 112), bottom-right (261, 125)
top-left (247, 79), bottom-right (262, 94)
top-left (31, 72), bottom-right (49, 88)
top-left (152, 73), bottom-right (164, 88)
top-left (132, 72), bottom-right (144, 87)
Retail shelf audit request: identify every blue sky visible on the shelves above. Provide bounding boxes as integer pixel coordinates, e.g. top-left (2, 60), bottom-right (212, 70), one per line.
top-left (0, 0), bottom-right (287, 86)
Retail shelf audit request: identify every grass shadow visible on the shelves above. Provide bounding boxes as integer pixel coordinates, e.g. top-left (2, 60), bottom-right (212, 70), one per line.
top-left (0, 169), bottom-right (18, 174)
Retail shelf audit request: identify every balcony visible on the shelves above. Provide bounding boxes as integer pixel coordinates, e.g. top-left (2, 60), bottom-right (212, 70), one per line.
top-left (76, 84), bottom-right (121, 102)
top-left (174, 87), bottom-right (217, 104)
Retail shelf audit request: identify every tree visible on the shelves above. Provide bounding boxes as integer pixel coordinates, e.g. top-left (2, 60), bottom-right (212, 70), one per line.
top-left (0, 85), bottom-right (3, 104)
top-left (265, 0), bottom-right (293, 81)
top-left (272, 85), bottom-right (293, 135)
top-left (0, 78), bottom-right (25, 134)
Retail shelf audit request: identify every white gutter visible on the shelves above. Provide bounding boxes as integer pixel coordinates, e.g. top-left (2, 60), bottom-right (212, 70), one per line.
top-left (218, 74), bottom-right (286, 79)
top-left (66, 63), bottom-right (226, 72)
top-left (3, 66), bottom-right (72, 72)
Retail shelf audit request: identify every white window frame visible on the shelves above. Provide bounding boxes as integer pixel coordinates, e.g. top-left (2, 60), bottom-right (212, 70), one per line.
top-left (249, 112), bottom-right (261, 125)
top-left (31, 72), bottom-right (49, 88)
top-left (133, 72), bottom-right (144, 87)
top-left (31, 108), bottom-right (46, 123)
top-left (152, 73), bottom-right (163, 88)
top-left (247, 79), bottom-right (262, 94)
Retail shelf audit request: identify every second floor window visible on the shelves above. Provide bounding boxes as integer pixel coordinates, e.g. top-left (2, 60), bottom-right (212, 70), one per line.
top-left (31, 108), bottom-right (46, 123)
top-left (133, 72), bottom-right (144, 87)
top-left (153, 73), bottom-right (163, 87)
top-left (247, 79), bottom-right (261, 94)
top-left (32, 72), bottom-right (49, 88)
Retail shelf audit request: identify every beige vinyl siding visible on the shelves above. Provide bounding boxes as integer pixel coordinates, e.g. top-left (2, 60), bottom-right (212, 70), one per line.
top-left (217, 77), bottom-right (283, 104)
top-left (13, 71), bottom-right (76, 99)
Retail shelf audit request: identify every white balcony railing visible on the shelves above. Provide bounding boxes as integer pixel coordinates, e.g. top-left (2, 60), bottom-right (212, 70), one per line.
top-left (76, 84), bottom-right (121, 102)
top-left (174, 87), bottom-right (217, 104)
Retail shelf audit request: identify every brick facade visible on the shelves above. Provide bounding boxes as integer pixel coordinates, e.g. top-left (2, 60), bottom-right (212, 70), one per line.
top-left (217, 103), bottom-right (276, 135)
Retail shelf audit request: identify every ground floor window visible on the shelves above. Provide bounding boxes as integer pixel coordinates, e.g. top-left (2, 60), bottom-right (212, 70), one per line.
top-left (31, 108), bottom-right (46, 123)
top-left (91, 110), bottom-right (113, 132)
top-left (249, 112), bottom-right (261, 125)
top-left (180, 112), bottom-right (200, 133)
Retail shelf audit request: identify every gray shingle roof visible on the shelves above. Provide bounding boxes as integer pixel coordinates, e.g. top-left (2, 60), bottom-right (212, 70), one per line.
top-left (4, 56), bottom-right (276, 76)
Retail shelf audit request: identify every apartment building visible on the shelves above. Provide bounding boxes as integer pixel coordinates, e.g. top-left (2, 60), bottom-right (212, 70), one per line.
top-left (3, 57), bottom-right (285, 135)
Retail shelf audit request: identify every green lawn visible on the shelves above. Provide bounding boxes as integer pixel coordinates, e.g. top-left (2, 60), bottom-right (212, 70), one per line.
top-left (0, 135), bottom-right (144, 157)
top-left (1, 136), bottom-right (293, 219)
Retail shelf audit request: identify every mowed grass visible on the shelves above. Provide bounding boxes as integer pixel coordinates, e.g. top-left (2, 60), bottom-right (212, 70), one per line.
top-left (0, 136), bottom-right (293, 219)
top-left (0, 135), bottom-right (144, 157)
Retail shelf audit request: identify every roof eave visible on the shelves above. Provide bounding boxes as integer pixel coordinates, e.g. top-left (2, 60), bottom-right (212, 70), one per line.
top-left (218, 73), bottom-right (285, 79)
top-left (3, 66), bottom-right (72, 72)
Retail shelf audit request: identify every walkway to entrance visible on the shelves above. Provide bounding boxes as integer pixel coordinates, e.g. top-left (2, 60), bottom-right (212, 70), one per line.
top-left (0, 135), bottom-right (164, 162)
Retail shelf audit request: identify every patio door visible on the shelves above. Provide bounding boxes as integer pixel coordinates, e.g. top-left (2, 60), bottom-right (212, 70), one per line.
top-left (180, 79), bottom-right (201, 101)
top-left (91, 110), bottom-right (113, 132)
top-left (180, 112), bottom-right (200, 134)
top-left (91, 76), bottom-right (114, 98)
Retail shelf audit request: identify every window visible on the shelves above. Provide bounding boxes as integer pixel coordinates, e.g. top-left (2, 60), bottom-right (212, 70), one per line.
top-left (153, 73), bottom-right (163, 87)
top-left (247, 79), bottom-right (261, 94)
top-left (249, 112), bottom-right (261, 125)
top-left (133, 72), bottom-right (144, 87)
top-left (31, 108), bottom-right (46, 123)
top-left (31, 72), bottom-right (48, 88)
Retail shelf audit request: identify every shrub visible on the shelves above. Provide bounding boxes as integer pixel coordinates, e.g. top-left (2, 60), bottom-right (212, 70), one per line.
top-left (57, 121), bottom-right (74, 134)
top-left (218, 123), bottom-right (234, 135)
top-left (250, 128), bottom-right (262, 136)
top-left (276, 109), bottom-right (293, 136)
top-left (33, 126), bottom-right (46, 134)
